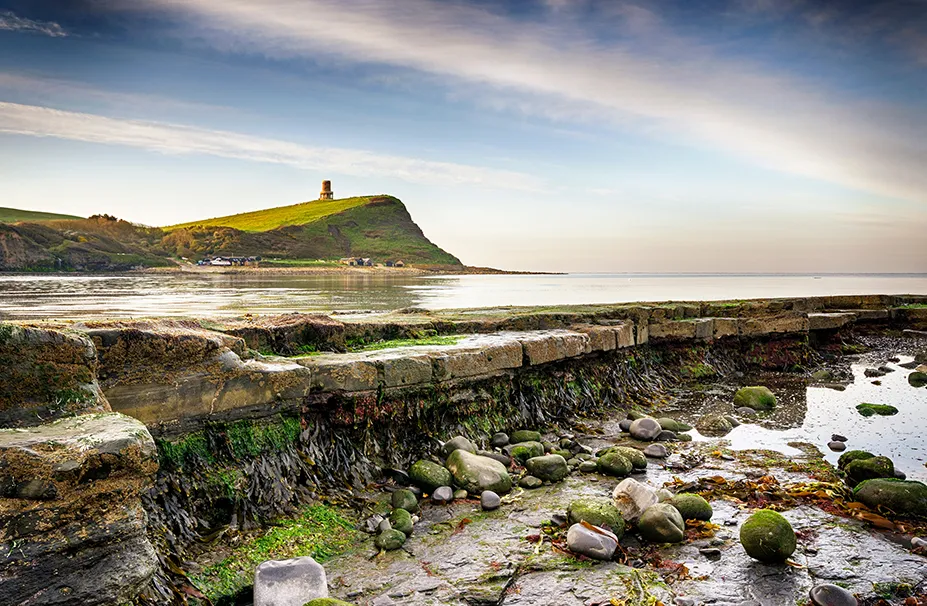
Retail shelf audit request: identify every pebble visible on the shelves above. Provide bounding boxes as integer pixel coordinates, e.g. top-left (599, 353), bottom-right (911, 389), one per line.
top-left (698, 547), bottom-right (721, 559)
top-left (643, 444), bottom-right (668, 458)
top-left (828, 441), bottom-right (847, 452)
top-left (551, 513), bottom-right (568, 526)
top-left (911, 537), bottom-right (927, 549)
top-left (618, 419), bottom-right (633, 432)
top-left (735, 406), bottom-right (758, 418)
top-left (673, 598), bottom-right (696, 606)
top-left (519, 475), bottom-right (543, 489)
top-left (363, 514), bottom-right (386, 534)
top-left (480, 490), bottom-right (501, 511)
top-left (408, 485), bottom-right (423, 498)
top-left (809, 583), bottom-right (858, 606)
top-left (377, 519), bottom-right (392, 533)
top-left (453, 489), bottom-right (468, 500)
top-left (831, 434), bottom-right (848, 442)
top-left (432, 486), bottom-right (453, 504)
top-left (490, 432), bottom-right (509, 449)
top-left (578, 460), bottom-right (598, 473)
top-left (895, 469), bottom-right (907, 480)
top-left (656, 430), bottom-right (677, 441)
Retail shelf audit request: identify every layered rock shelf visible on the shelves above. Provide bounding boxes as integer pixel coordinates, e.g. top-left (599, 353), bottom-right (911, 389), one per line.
top-left (1, 294), bottom-right (926, 605)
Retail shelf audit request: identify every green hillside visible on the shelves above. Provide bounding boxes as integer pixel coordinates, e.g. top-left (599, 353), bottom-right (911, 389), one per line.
top-left (161, 195), bottom-right (461, 265)
top-left (165, 196), bottom-right (373, 232)
top-left (0, 207), bottom-right (82, 223)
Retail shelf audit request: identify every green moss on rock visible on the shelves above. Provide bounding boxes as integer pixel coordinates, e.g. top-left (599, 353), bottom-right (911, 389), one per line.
top-left (856, 403), bottom-right (899, 417)
top-left (409, 460), bottom-right (452, 491)
top-left (739, 509), bottom-right (796, 563)
top-left (596, 451), bottom-right (632, 477)
top-left (304, 599), bottom-right (355, 606)
top-left (567, 499), bottom-right (624, 536)
top-left (669, 493), bottom-right (713, 521)
top-left (375, 528), bottom-right (406, 551)
top-left (837, 450), bottom-right (874, 470)
top-left (733, 386), bottom-right (777, 411)
top-left (845, 456), bottom-right (895, 485)
top-left (509, 441), bottom-right (544, 463)
top-left (854, 478), bottom-right (927, 517)
top-left (388, 508), bottom-right (414, 535)
top-left (510, 429), bottom-right (542, 443)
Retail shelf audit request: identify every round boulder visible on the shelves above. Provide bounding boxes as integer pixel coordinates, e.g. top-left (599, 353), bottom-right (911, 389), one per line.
top-left (656, 418), bottom-right (692, 432)
top-left (827, 441), bottom-right (847, 452)
top-left (567, 498), bottom-right (624, 536)
top-left (643, 444), bottom-right (668, 459)
top-left (854, 478), bottom-right (927, 517)
top-left (733, 386), bottom-right (777, 410)
top-left (432, 485), bottom-right (453, 504)
top-left (409, 460), bottom-right (452, 492)
top-left (490, 432), bottom-right (510, 449)
top-left (445, 450), bottom-right (512, 494)
top-left (669, 493), bottom-right (713, 521)
top-left (597, 451), bottom-right (632, 477)
top-left (375, 528), bottom-right (407, 551)
top-left (629, 418), bottom-right (662, 441)
top-left (391, 488), bottom-right (418, 513)
top-left (837, 450), bottom-right (874, 470)
top-left (566, 523), bottom-right (619, 561)
top-left (638, 503), bottom-right (685, 543)
top-left (441, 435), bottom-right (477, 457)
top-left (507, 441), bottom-right (545, 463)
top-left (525, 455), bottom-right (569, 482)
top-left (739, 509), bottom-right (796, 563)
top-left (845, 456), bottom-right (894, 486)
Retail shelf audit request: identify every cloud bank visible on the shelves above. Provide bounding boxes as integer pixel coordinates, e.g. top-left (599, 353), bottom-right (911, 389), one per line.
top-left (140, 0), bottom-right (927, 203)
top-left (0, 101), bottom-right (541, 190)
top-left (0, 10), bottom-right (67, 37)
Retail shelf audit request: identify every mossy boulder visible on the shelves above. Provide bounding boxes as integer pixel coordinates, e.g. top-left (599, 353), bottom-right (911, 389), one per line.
top-left (739, 509), bottom-right (796, 563)
top-left (638, 503), bottom-right (685, 543)
top-left (695, 413), bottom-right (733, 436)
top-left (510, 429), bottom-right (542, 443)
top-left (733, 386), bottom-right (777, 411)
top-left (597, 451), bottom-right (632, 477)
top-left (655, 418), bottom-right (692, 432)
top-left (508, 441), bottom-right (545, 463)
top-left (908, 371), bottom-right (927, 387)
top-left (525, 455), bottom-right (568, 482)
top-left (375, 528), bottom-right (406, 551)
top-left (607, 446), bottom-right (647, 470)
top-left (409, 460), bottom-right (452, 492)
top-left (837, 450), bottom-right (874, 470)
top-left (445, 450), bottom-right (512, 494)
top-left (567, 499), bottom-right (624, 536)
top-left (854, 478), bottom-right (927, 517)
top-left (669, 493), bottom-right (713, 521)
top-left (304, 599), bottom-right (355, 606)
top-left (391, 488), bottom-right (418, 513)
top-left (845, 456), bottom-right (894, 485)
top-left (388, 508), bottom-right (414, 535)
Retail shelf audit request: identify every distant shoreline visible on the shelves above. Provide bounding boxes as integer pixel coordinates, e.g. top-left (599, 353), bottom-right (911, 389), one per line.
top-left (140, 264), bottom-right (555, 276)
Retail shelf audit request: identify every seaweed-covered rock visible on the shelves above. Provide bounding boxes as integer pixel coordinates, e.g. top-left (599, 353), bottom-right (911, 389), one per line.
top-left (597, 451), bottom-right (632, 477)
top-left (375, 529), bottom-right (406, 551)
top-left (856, 403), bottom-right (898, 417)
top-left (510, 429), bottom-right (542, 443)
top-left (638, 503), bottom-right (685, 543)
top-left (409, 460), bottom-right (452, 492)
top-left (388, 508), bottom-right (413, 535)
top-left (854, 478), bottom-right (927, 517)
top-left (669, 493), bottom-right (713, 521)
top-left (908, 371), bottom-right (927, 387)
top-left (845, 456), bottom-right (894, 485)
top-left (391, 488), bottom-right (418, 513)
top-left (445, 450), bottom-right (512, 494)
top-left (739, 509), bottom-right (796, 563)
top-left (608, 446), bottom-right (647, 469)
top-left (837, 450), bottom-right (874, 470)
top-left (525, 455), bottom-right (568, 482)
top-left (733, 386), bottom-right (777, 410)
top-left (695, 413), bottom-right (733, 436)
top-left (567, 499), bottom-right (624, 536)
top-left (441, 435), bottom-right (476, 457)
top-left (507, 441), bottom-right (545, 463)
top-left (655, 418), bottom-right (692, 432)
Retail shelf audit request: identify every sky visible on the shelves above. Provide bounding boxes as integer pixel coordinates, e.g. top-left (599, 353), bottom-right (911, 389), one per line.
top-left (0, 0), bottom-right (925, 273)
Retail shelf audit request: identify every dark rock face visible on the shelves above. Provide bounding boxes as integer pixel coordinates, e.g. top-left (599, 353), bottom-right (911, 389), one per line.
top-left (222, 313), bottom-right (347, 355)
top-left (0, 413), bottom-right (159, 606)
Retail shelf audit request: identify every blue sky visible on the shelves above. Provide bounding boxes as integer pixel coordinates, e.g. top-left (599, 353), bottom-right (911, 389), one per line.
top-left (0, 0), bottom-right (925, 272)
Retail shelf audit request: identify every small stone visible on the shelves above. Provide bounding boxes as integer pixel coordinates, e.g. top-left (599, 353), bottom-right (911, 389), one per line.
top-left (409, 460), bottom-right (453, 492)
top-left (476, 450), bottom-right (512, 466)
top-left (480, 490), bottom-right (501, 511)
top-left (441, 435), bottom-right (477, 457)
top-left (699, 547), bottom-right (721, 559)
top-left (566, 523), bottom-right (619, 560)
top-left (578, 460), bottom-right (598, 473)
top-left (618, 419), bottom-right (633, 432)
top-left (831, 434), bottom-right (848, 442)
top-left (864, 368), bottom-right (885, 378)
top-left (542, 441), bottom-right (557, 453)
top-left (551, 513), bottom-right (568, 526)
top-left (643, 444), bottom-right (668, 458)
top-left (453, 489), bottom-right (468, 500)
top-left (432, 486), bottom-right (454, 504)
top-left (809, 583), bottom-right (858, 606)
top-left (724, 416), bottom-right (741, 428)
top-left (733, 386), bottom-right (776, 410)
top-left (735, 406), bottom-right (758, 418)
top-left (673, 598), bottom-right (696, 606)
top-left (597, 451), bottom-right (633, 477)
top-left (911, 537), bottom-right (927, 549)
top-left (828, 441), bottom-right (847, 452)
top-left (656, 430), bottom-right (677, 441)
top-left (490, 432), bottom-right (510, 449)
top-left (519, 475), bottom-right (543, 489)
top-left (629, 418), bottom-right (662, 441)
top-left (894, 469), bottom-right (907, 480)
top-left (669, 493), bottom-right (713, 521)
top-left (377, 519), bottom-right (392, 533)
top-left (696, 414), bottom-right (733, 436)
top-left (363, 514), bottom-right (386, 534)
top-left (567, 498), bottom-right (624, 535)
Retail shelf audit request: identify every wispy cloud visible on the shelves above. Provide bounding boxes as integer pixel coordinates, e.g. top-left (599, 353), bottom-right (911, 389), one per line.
top-left (0, 10), bottom-right (67, 37)
top-left (138, 0), bottom-right (927, 203)
top-left (0, 102), bottom-right (541, 190)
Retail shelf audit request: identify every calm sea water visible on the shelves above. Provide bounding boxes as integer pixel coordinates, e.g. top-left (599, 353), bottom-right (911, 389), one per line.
top-left (0, 272), bottom-right (925, 320)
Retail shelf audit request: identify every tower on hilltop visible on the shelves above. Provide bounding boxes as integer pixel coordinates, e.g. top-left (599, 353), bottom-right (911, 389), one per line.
top-left (319, 180), bottom-right (334, 200)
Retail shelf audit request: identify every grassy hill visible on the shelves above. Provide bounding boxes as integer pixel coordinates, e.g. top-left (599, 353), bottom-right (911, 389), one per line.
top-left (161, 195), bottom-right (461, 265)
top-left (0, 207), bottom-right (82, 223)
top-left (166, 196), bottom-right (372, 232)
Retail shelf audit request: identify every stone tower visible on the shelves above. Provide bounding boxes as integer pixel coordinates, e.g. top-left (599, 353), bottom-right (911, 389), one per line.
top-left (319, 180), bottom-right (333, 200)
